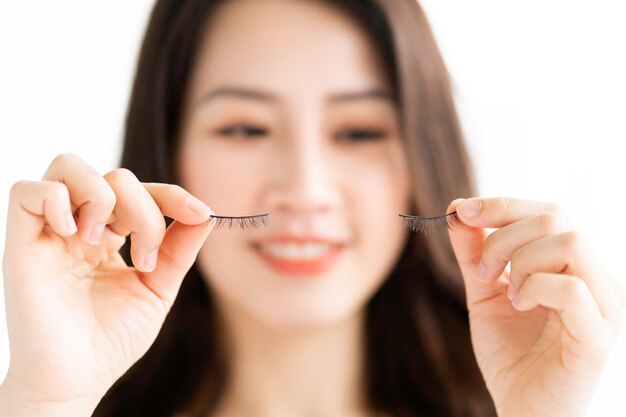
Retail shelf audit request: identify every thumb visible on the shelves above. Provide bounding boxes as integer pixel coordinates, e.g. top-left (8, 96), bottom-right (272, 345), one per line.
top-left (447, 198), bottom-right (506, 307)
top-left (139, 219), bottom-right (213, 312)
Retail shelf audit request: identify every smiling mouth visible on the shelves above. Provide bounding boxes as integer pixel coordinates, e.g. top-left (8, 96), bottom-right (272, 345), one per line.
top-left (252, 241), bottom-right (345, 275)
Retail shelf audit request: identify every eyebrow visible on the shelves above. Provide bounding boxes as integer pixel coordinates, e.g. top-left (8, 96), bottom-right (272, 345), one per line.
top-left (195, 86), bottom-right (395, 107)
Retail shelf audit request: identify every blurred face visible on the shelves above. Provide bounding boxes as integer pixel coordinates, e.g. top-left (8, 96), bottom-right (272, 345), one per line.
top-left (178, 0), bottom-right (411, 329)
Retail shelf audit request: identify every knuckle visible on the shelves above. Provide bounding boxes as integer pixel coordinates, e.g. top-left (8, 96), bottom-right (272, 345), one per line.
top-left (50, 152), bottom-right (79, 167)
top-left (536, 212), bottom-right (563, 234)
top-left (45, 181), bottom-right (70, 201)
top-left (103, 187), bottom-right (118, 209)
top-left (559, 230), bottom-right (585, 253)
top-left (9, 180), bottom-right (28, 199)
top-left (92, 185), bottom-right (117, 211)
top-left (544, 202), bottom-right (574, 229)
top-left (152, 214), bottom-right (167, 233)
top-left (10, 180), bottom-right (68, 203)
top-left (105, 168), bottom-right (137, 185)
top-left (562, 277), bottom-right (588, 302)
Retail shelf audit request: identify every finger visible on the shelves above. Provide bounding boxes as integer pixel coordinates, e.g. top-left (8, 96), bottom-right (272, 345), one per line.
top-left (107, 217), bottom-right (130, 238)
top-left (456, 196), bottom-right (567, 229)
top-left (479, 211), bottom-right (574, 282)
top-left (139, 219), bottom-right (213, 312)
top-left (6, 181), bottom-right (78, 246)
top-left (42, 153), bottom-right (116, 245)
top-left (103, 169), bottom-right (166, 273)
top-left (447, 198), bottom-right (508, 306)
top-left (509, 231), bottom-right (622, 324)
top-left (511, 272), bottom-right (612, 362)
top-left (142, 183), bottom-right (214, 225)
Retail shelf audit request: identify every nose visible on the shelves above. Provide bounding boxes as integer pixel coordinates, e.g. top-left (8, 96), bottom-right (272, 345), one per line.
top-left (265, 135), bottom-right (339, 216)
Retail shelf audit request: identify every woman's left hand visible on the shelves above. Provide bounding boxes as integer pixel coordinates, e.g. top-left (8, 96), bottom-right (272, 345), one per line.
top-left (446, 197), bottom-right (625, 417)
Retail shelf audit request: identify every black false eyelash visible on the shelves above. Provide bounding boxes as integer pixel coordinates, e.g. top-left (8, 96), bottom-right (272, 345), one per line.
top-left (399, 211), bottom-right (462, 235)
top-left (209, 213), bottom-right (270, 230)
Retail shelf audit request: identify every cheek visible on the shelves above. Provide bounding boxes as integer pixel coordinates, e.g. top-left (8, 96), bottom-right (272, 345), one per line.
top-left (350, 155), bottom-right (410, 265)
top-left (178, 139), bottom-right (263, 215)
top-left (348, 144), bottom-right (411, 231)
top-left (177, 138), bottom-right (266, 299)
top-left (349, 145), bottom-right (411, 296)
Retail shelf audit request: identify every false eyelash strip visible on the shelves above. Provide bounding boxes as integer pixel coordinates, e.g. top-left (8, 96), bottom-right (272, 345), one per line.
top-left (399, 210), bottom-right (462, 235)
top-left (209, 213), bottom-right (270, 230)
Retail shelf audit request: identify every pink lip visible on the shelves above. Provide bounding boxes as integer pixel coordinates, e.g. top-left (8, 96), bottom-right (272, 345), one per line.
top-left (252, 235), bottom-right (346, 276)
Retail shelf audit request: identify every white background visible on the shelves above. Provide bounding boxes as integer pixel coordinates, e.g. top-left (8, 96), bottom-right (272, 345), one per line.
top-left (1, 1), bottom-right (625, 415)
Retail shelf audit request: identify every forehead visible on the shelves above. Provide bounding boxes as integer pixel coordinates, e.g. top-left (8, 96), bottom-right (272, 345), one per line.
top-left (189, 0), bottom-right (390, 100)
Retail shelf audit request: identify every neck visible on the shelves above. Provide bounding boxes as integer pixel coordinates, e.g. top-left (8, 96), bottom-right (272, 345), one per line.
top-left (213, 299), bottom-right (369, 417)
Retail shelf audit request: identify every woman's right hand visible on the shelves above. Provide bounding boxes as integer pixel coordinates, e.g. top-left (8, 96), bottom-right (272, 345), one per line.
top-left (1, 154), bottom-right (215, 415)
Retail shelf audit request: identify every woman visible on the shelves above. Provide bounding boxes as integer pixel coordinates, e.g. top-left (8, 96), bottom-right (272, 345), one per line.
top-left (1, 0), bottom-right (623, 416)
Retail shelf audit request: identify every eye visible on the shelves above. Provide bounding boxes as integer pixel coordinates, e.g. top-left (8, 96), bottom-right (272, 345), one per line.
top-left (335, 129), bottom-right (387, 142)
top-left (216, 124), bottom-right (268, 138)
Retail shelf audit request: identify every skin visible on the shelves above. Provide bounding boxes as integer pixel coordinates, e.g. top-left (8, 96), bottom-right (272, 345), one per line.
top-left (447, 197), bottom-right (626, 417)
top-left (0, 1), bottom-right (623, 417)
top-left (178, 0), bottom-right (409, 332)
top-left (176, 1), bottom-right (409, 415)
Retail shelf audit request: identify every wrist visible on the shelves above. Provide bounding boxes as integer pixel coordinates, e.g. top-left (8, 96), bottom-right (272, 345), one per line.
top-left (0, 378), bottom-right (100, 417)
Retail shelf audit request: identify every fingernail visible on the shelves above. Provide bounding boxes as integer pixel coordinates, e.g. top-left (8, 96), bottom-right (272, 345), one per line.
top-left (89, 224), bottom-right (106, 244)
top-left (477, 261), bottom-right (487, 281)
top-left (143, 248), bottom-right (159, 272)
top-left (459, 200), bottom-right (481, 219)
top-left (65, 213), bottom-right (77, 235)
top-left (187, 196), bottom-right (210, 214)
top-left (507, 283), bottom-right (517, 300)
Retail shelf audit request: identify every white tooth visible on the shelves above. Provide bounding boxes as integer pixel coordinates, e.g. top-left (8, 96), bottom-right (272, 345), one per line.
top-left (305, 243), bottom-right (327, 258)
top-left (286, 243), bottom-right (298, 259)
top-left (303, 244), bottom-right (317, 258)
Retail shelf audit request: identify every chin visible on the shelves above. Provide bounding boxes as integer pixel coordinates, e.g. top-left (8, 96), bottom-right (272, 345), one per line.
top-left (267, 311), bottom-right (355, 330)
top-left (239, 293), bottom-right (366, 331)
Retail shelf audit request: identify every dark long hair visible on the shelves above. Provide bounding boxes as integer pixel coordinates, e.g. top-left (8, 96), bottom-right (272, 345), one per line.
top-left (92, 1), bottom-right (496, 416)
